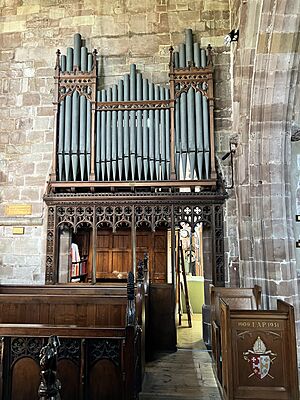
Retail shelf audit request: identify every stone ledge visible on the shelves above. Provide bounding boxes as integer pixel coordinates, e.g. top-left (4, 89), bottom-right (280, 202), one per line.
top-left (0, 217), bottom-right (43, 226)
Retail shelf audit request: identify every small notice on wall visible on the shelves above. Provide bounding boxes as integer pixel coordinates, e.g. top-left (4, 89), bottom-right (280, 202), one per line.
top-left (5, 204), bottom-right (32, 216)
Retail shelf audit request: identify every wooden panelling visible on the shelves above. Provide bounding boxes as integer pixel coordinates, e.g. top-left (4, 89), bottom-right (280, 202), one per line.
top-left (57, 359), bottom-right (80, 400)
top-left (94, 229), bottom-right (168, 282)
top-left (0, 294), bottom-right (127, 328)
top-left (148, 283), bottom-right (176, 354)
top-left (88, 359), bottom-right (122, 400)
top-left (11, 358), bottom-right (39, 400)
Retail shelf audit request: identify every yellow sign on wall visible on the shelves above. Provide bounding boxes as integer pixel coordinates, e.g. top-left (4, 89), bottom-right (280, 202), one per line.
top-left (5, 204), bottom-right (32, 216)
top-left (12, 227), bottom-right (25, 235)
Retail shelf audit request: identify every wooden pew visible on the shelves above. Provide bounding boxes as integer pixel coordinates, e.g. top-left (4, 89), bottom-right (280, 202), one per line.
top-left (220, 298), bottom-right (299, 400)
top-left (210, 285), bottom-right (262, 383)
top-left (0, 273), bottom-right (147, 400)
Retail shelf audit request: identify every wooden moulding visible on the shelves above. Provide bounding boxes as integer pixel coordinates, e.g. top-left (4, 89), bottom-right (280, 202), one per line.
top-left (219, 298), bottom-right (299, 400)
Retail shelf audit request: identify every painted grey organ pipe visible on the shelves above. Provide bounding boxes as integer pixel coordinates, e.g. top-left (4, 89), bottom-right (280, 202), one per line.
top-left (111, 84), bottom-right (118, 181)
top-left (117, 79), bottom-right (124, 180)
top-left (64, 47), bottom-right (73, 181)
top-left (136, 73), bottom-right (143, 180)
top-left (142, 78), bottom-right (149, 180)
top-left (148, 82), bottom-right (155, 180)
top-left (130, 64), bottom-right (137, 180)
top-left (106, 87), bottom-right (112, 181)
top-left (58, 55), bottom-right (66, 181)
top-left (78, 46), bottom-right (87, 181)
top-left (185, 29), bottom-right (196, 179)
top-left (154, 85), bottom-right (160, 180)
top-left (194, 43), bottom-right (204, 179)
top-left (123, 74), bottom-right (130, 181)
top-left (201, 49), bottom-right (210, 179)
top-left (95, 90), bottom-right (101, 180)
top-left (160, 87), bottom-right (166, 180)
top-left (179, 43), bottom-right (187, 179)
top-left (85, 53), bottom-right (93, 180)
top-left (165, 88), bottom-right (171, 180)
top-left (173, 51), bottom-right (181, 178)
top-left (100, 89), bottom-right (106, 181)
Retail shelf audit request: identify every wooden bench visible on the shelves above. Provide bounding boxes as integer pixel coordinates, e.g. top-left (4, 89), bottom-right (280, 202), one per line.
top-left (0, 274), bottom-right (147, 400)
top-left (219, 298), bottom-right (299, 400)
top-left (210, 285), bottom-right (262, 383)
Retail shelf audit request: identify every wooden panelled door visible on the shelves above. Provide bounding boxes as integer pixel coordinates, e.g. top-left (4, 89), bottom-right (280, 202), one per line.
top-left (93, 228), bottom-right (167, 282)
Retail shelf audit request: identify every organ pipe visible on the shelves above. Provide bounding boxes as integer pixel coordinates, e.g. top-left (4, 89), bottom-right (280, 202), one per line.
top-left (55, 31), bottom-right (213, 184)
top-left (136, 73), bottom-right (143, 180)
top-left (148, 82), bottom-right (155, 180)
top-left (194, 43), bottom-right (204, 179)
top-left (130, 64), bottom-right (137, 180)
top-left (117, 79), bottom-right (124, 180)
top-left (154, 85), bottom-right (160, 180)
top-left (64, 47), bottom-right (73, 181)
top-left (100, 89), bottom-right (106, 181)
top-left (58, 55), bottom-right (66, 181)
top-left (85, 53), bottom-right (93, 180)
top-left (160, 87), bottom-right (166, 180)
top-left (106, 87), bottom-right (112, 181)
top-left (165, 88), bottom-right (171, 180)
top-left (123, 74), bottom-right (130, 180)
top-left (111, 84), bottom-right (118, 181)
top-left (142, 78), bottom-right (149, 180)
top-left (201, 49), bottom-right (210, 179)
top-left (179, 43), bottom-right (187, 178)
top-left (95, 90), bottom-right (101, 180)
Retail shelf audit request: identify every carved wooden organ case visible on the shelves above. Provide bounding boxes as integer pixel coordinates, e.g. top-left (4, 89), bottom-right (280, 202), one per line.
top-left (44, 29), bottom-right (226, 286)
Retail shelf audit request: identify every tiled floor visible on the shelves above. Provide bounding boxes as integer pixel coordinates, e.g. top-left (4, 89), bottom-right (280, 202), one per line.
top-left (139, 314), bottom-right (221, 400)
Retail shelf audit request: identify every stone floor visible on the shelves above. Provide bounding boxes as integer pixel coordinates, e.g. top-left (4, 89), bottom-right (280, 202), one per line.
top-left (139, 314), bottom-right (221, 400)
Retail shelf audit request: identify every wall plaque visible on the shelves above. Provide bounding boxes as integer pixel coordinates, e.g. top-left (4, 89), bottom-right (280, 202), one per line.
top-left (12, 227), bottom-right (25, 235)
top-left (5, 204), bottom-right (32, 216)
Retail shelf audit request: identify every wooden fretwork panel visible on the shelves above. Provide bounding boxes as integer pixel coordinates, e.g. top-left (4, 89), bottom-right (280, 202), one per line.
top-left (94, 228), bottom-right (167, 282)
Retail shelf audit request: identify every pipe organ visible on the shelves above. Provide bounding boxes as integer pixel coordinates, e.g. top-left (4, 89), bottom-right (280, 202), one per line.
top-left (49, 29), bottom-right (216, 190)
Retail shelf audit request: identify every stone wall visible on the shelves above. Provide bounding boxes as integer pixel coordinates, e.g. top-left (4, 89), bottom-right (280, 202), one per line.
top-left (0, 0), bottom-right (232, 283)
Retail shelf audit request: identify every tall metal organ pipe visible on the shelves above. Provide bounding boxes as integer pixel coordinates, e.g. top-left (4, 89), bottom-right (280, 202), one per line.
top-left (64, 47), bottom-right (73, 181)
top-left (148, 82), bottom-right (155, 180)
top-left (85, 53), bottom-right (93, 180)
top-left (201, 49), bottom-right (210, 178)
top-left (165, 88), bottom-right (171, 180)
top-left (123, 74), bottom-right (130, 180)
top-left (185, 29), bottom-right (196, 179)
top-left (173, 51), bottom-right (181, 178)
top-left (111, 84), bottom-right (118, 181)
top-left (130, 64), bottom-right (137, 180)
top-left (117, 79), bottom-right (124, 180)
top-left (78, 47), bottom-right (87, 181)
top-left (100, 89), bottom-right (106, 181)
top-left (194, 43), bottom-right (204, 179)
top-left (179, 43), bottom-right (187, 179)
top-left (142, 78), bottom-right (149, 180)
top-left (154, 85), bottom-right (160, 180)
top-left (106, 87), bottom-right (112, 181)
top-left (136, 73), bottom-right (143, 180)
top-left (160, 87), bottom-right (166, 180)
top-left (95, 90), bottom-right (101, 180)
top-left (58, 55), bottom-right (66, 181)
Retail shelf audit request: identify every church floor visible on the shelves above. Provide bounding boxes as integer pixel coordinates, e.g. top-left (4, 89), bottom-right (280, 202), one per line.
top-left (139, 314), bottom-right (221, 400)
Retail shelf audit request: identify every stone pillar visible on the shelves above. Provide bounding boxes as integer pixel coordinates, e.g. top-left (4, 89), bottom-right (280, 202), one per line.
top-left (231, 0), bottom-right (300, 326)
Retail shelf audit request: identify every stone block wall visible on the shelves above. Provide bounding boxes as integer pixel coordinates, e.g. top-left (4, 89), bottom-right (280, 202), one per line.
top-left (0, 0), bottom-right (233, 283)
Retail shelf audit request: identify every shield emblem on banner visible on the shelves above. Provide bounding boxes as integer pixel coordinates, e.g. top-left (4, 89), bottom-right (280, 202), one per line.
top-left (243, 336), bottom-right (276, 380)
top-left (249, 354), bottom-right (271, 379)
